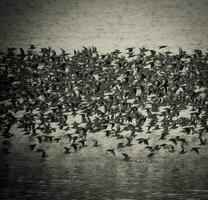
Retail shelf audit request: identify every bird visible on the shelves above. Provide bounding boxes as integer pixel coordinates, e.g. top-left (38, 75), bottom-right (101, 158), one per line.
top-left (2, 140), bottom-right (12, 146)
top-left (19, 48), bottom-right (25, 55)
top-left (64, 147), bottom-right (71, 154)
top-left (168, 145), bottom-right (176, 153)
top-left (159, 130), bottom-right (169, 140)
top-left (159, 45), bottom-right (168, 49)
top-left (71, 136), bottom-right (78, 144)
top-left (179, 145), bottom-right (187, 154)
top-left (92, 140), bottom-right (100, 147)
top-left (165, 51), bottom-right (173, 55)
top-left (43, 135), bottom-right (53, 143)
top-left (117, 142), bottom-right (125, 149)
top-left (71, 143), bottom-right (78, 152)
top-left (169, 138), bottom-right (177, 145)
top-left (36, 136), bottom-right (43, 144)
top-left (36, 148), bottom-right (48, 158)
top-left (178, 137), bottom-right (188, 146)
top-left (145, 146), bottom-right (154, 152)
top-left (137, 138), bottom-right (149, 145)
top-left (199, 138), bottom-right (207, 145)
top-left (147, 152), bottom-right (155, 159)
top-left (106, 149), bottom-right (116, 156)
top-left (150, 49), bottom-right (156, 56)
top-left (78, 140), bottom-right (88, 147)
top-left (122, 153), bottom-right (131, 161)
top-left (41, 150), bottom-right (48, 159)
top-left (125, 137), bottom-right (133, 147)
top-left (191, 147), bottom-right (200, 154)
top-left (23, 131), bottom-right (31, 135)
top-left (126, 47), bottom-right (135, 53)
top-left (29, 144), bottom-right (37, 151)
top-left (53, 138), bottom-right (61, 143)
top-left (154, 125), bottom-right (160, 130)
top-left (36, 148), bottom-right (44, 153)
top-left (29, 44), bottom-right (36, 50)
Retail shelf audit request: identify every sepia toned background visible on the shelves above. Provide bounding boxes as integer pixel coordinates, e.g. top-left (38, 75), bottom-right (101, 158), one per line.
top-left (1, 1), bottom-right (208, 200)
top-left (0, 0), bottom-right (208, 53)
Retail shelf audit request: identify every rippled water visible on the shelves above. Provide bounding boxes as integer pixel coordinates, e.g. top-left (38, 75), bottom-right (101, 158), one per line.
top-left (0, 0), bottom-right (208, 52)
top-left (1, 153), bottom-right (208, 200)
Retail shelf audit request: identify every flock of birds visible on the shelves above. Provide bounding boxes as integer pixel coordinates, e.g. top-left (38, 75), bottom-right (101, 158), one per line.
top-left (0, 45), bottom-right (208, 162)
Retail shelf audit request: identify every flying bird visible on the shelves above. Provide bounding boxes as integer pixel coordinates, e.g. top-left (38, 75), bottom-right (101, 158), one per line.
top-left (159, 45), bottom-right (168, 49)
top-left (122, 153), bottom-right (131, 161)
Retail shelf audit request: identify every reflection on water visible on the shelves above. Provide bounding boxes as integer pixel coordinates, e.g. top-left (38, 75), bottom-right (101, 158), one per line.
top-left (1, 154), bottom-right (208, 200)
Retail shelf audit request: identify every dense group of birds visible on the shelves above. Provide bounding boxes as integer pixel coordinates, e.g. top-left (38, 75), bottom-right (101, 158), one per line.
top-left (0, 45), bottom-right (208, 161)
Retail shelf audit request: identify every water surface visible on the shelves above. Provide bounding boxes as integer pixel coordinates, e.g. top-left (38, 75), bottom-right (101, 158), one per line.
top-left (1, 153), bottom-right (208, 200)
top-left (0, 0), bottom-right (208, 52)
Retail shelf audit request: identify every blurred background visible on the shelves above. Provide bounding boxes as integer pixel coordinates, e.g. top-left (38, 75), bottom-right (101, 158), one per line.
top-left (0, 0), bottom-right (208, 53)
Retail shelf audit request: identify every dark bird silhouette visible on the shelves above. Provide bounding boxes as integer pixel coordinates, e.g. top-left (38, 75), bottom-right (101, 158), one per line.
top-left (29, 44), bottom-right (36, 50)
top-left (106, 148), bottom-right (116, 156)
top-left (64, 147), bottom-right (71, 154)
top-left (71, 143), bottom-right (78, 152)
top-left (19, 48), bottom-right (25, 56)
top-left (147, 152), bottom-right (155, 159)
top-left (36, 148), bottom-right (44, 153)
top-left (126, 137), bottom-right (133, 147)
top-left (36, 136), bottom-right (43, 144)
top-left (154, 125), bottom-right (160, 130)
top-left (36, 148), bottom-right (48, 158)
top-left (168, 144), bottom-right (176, 153)
top-left (159, 45), bottom-right (168, 49)
top-left (169, 138), bottom-right (177, 145)
top-left (137, 138), bottom-right (149, 145)
top-left (23, 131), bottom-right (31, 135)
top-left (92, 139), bottom-right (100, 147)
top-left (145, 146), bottom-right (154, 152)
top-left (191, 147), bottom-right (200, 154)
top-left (29, 144), bottom-right (37, 151)
top-left (179, 145), bottom-right (187, 154)
top-left (199, 138), bottom-right (207, 145)
top-left (122, 153), bottom-right (131, 161)
top-left (150, 49), bottom-right (156, 56)
top-left (41, 150), bottom-right (48, 159)
top-left (126, 47), bottom-right (135, 53)
top-left (2, 140), bottom-right (12, 146)
top-left (53, 138), bottom-right (61, 143)
top-left (44, 135), bottom-right (53, 143)
top-left (78, 140), bottom-right (88, 147)
top-left (117, 142), bottom-right (125, 149)
top-left (72, 136), bottom-right (78, 144)
top-left (159, 130), bottom-right (169, 140)
top-left (177, 137), bottom-right (188, 146)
